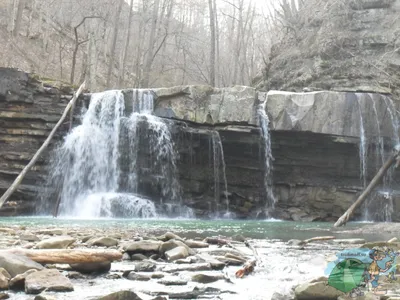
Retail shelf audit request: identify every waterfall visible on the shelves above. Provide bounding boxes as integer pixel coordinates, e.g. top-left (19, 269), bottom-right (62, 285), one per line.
top-left (43, 89), bottom-right (192, 218)
top-left (257, 102), bottom-right (276, 215)
top-left (356, 94), bottom-right (367, 188)
top-left (211, 131), bottom-right (230, 217)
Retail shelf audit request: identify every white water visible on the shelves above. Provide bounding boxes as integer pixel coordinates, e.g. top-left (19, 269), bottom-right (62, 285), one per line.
top-left (356, 94), bottom-right (368, 188)
top-left (211, 131), bottom-right (230, 217)
top-left (45, 89), bottom-right (192, 218)
top-left (257, 102), bottom-right (276, 215)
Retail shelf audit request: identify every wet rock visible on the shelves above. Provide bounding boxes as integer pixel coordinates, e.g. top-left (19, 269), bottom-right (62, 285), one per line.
top-left (151, 297), bottom-right (167, 300)
top-left (157, 232), bottom-right (183, 242)
top-left (105, 273), bottom-right (121, 280)
top-left (19, 234), bottom-right (40, 242)
top-left (34, 293), bottom-right (57, 300)
top-left (332, 239), bottom-right (365, 244)
top-left (165, 246), bottom-right (189, 262)
top-left (88, 237), bottom-right (119, 247)
top-left (131, 254), bottom-right (147, 261)
top-left (133, 261), bottom-right (156, 272)
top-left (184, 240), bottom-right (209, 248)
top-left (0, 253), bottom-right (44, 277)
top-left (159, 278), bottom-right (188, 286)
top-left (126, 272), bottom-right (151, 281)
top-left (69, 262), bottom-right (111, 274)
top-left (271, 292), bottom-right (293, 300)
top-left (159, 240), bottom-right (195, 256)
top-left (0, 293), bottom-right (8, 299)
top-left (151, 273), bottom-right (165, 279)
top-left (150, 254), bottom-right (160, 260)
top-left (81, 236), bottom-right (94, 243)
top-left (191, 273), bottom-right (224, 284)
top-left (215, 256), bottom-right (243, 266)
top-left (25, 269), bottom-right (74, 294)
top-left (66, 271), bottom-right (86, 279)
top-left (95, 290), bottom-right (143, 300)
top-left (294, 281), bottom-right (344, 300)
top-left (9, 269), bottom-right (37, 290)
top-left (35, 236), bottom-right (75, 249)
top-left (122, 240), bottom-right (161, 255)
top-left (163, 263), bottom-right (212, 273)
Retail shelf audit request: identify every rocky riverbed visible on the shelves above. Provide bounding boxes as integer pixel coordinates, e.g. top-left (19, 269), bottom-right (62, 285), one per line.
top-left (0, 220), bottom-right (398, 300)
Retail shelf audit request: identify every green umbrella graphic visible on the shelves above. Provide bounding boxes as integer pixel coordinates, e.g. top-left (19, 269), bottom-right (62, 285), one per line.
top-left (328, 258), bottom-right (367, 293)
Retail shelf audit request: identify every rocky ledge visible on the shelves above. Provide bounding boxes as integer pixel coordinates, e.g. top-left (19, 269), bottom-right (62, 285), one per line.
top-left (1, 68), bottom-right (400, 221)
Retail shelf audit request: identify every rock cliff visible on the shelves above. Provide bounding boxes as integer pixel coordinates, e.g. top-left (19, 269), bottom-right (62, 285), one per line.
top-left (1, 68), bottom-right (400, 221)
top-left (254, 0), bottom-right (400, 98)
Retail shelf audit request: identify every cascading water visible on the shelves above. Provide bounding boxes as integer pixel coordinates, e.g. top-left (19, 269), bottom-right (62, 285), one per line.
top-left (257, 102), bottom-right (276, 216)
top-left (43, 89), bottom-right (193, 218)
top-left (356, 94), bottom-right (368, 189)
top-left (211, 131), bottom-right (230, 217)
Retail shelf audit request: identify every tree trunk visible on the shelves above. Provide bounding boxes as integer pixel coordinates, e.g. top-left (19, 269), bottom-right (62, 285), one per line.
top-left (232, 0), bottom-right (244, 85)
top-left (118, 0), bottom-right (134, 88)
top-left (4, 249), bottom-right (122, 264)
top-left (208, 0), bottom-right (216, 86)
top-left (213, 0), bottom-right (220, 87)
top-left (142, 0), bottom-right (161, 88)
top-left (13, 0), bottom-right (25, 36)
top-left (0, 82), bottom-right (86, 209)
top-left (334, 150), bottom-right (400, 227)
top-left (106, 0), bottom-right (123, 88)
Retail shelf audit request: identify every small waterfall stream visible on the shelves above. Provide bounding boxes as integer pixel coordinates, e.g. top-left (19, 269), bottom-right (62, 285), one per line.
top-left (44, 89), bottom-right (192, 218)
top-left (257, 102), bottom-right (276, 216)
top-left (356, 94), bottom-right (368, 189)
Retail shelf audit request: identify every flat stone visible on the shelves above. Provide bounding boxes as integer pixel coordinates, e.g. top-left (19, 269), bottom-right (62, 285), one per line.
top-left (130, 254), bottom-right (147, 261)
top-left (35, 236), bottom-right (75, 249)
top-left (165, 246), bottom-right (189, 262)
top-left (163, 263), bottom-right (212, 273)
top-left (36, 229), bottom-right (64, 236)
top-left (122, 240), bottom-right (161, 254)
top-left (184, 240), bottom-right (209, 248)
top-left (196, 253), bottom-right (226, 270)
top-left (19, 234), bottom-right (40, 242)
top-left (94, 290), bottom-right (143, 300)
top-left (132, 261), bottom-right (156, 272)
top-left (158, 278), bottom-right (188, 286)
top-left (25, 269), bottom-right (74, 294)
top-left (151, 273), bottom-right (165, 279)
top-left (88, 237), bottom-right (119, 247)
top-left (0, 253), bottom-right (44, 277)
top-left (191, 273), bottom-right (224, 284)
top-left (9, 269), bottom-right (37, 290)
top-left (126, 272), bottom-right (151, 281)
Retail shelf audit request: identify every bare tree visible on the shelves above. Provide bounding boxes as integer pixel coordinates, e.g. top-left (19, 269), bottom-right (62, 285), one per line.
top-left (208, 0), bottom-right (216, 86)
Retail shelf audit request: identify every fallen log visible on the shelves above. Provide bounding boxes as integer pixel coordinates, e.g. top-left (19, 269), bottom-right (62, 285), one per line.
top-left (334, 147), bottom-right (400, 227)
top-left (0, 81), bottom-right (86, 210)
top-left (235, 259), bottom-right (256, 278)
top-left (303, 236), bottom-right (336, 243)
top-left (3, 248), bottom-right (121, 264)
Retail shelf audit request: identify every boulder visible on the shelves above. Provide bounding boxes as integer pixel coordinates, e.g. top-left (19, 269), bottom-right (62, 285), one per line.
top-left (88, 237), bottom-right (119, 247)
top-left (159, 240), bottom-right (195, 256)
top-left (156, 232), bottom-right (183, 242)
top-left (35, 236), bottom-right (75, 249)
top-left (294, 281), bottom-right (344, 300)
top-left (95, 290), bottom-right (143, 300)
top-left (191, 273), bottom-right (224, 284)
top-left (9, 269), bottom-right (37, 290)
top-left (69, 262), bottom-right (111, 274)
top-left (0, 253), bottom-right (44, 277)
top-left (122, 240), bottom-right (161, 255)
top-left (165, 246), bottom-right (189, 262)
top-left (25, 269), bottom-right (74, 294)
top-left (0, 273), bottom-right (8, 290)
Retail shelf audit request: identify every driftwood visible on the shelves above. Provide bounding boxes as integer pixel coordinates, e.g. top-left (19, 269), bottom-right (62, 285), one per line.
top-left (334, 148), bottom-right (400, 227)
top-left (4, 249), bottom-right (121, 264)
top-left (303, 236), bottom-right (336, 243)
top-left (235, 259), bottom-right (256, 278)
top-left (0, 81), bottom-right (86, 210)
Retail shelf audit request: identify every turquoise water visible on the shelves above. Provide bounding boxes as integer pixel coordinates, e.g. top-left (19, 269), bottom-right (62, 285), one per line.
top-left (0, 217), bottom-right (377, 241)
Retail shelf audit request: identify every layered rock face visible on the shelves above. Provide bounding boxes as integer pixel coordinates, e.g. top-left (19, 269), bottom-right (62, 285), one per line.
top-left (1, 68), bottom-right (400, 221)
top-left (0, 68), bottom-right (76, 215)
top-left (254, 0), bottom-right (400, 98)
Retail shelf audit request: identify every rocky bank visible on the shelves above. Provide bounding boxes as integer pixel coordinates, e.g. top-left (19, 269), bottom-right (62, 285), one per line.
top-left (1, 67), bottom-right (400, 220)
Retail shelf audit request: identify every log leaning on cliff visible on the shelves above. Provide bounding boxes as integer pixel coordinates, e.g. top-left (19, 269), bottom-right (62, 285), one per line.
top-left (334, 147), bottom-right (400, 228)
top-left (3, 249), bottom-right (122, 264)
top-left (0, 81), bottom-right (86, 209)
